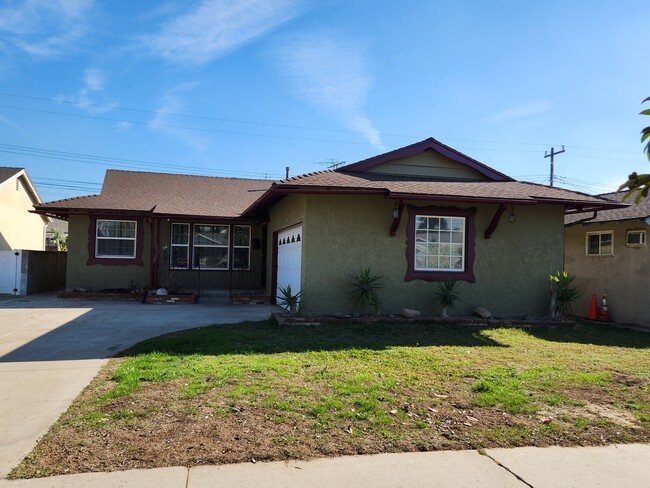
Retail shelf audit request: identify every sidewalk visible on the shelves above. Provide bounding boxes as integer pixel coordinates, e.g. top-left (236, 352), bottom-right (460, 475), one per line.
top-left (1, 443), bottom-right (648, 487)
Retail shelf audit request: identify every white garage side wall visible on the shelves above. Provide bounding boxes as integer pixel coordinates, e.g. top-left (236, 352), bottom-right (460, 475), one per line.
top-left (0, 250), bottom-right (22, 294)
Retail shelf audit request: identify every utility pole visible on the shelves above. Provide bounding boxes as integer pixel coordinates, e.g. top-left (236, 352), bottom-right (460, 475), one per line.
top-left (544, 145), bottom-right (565, 187)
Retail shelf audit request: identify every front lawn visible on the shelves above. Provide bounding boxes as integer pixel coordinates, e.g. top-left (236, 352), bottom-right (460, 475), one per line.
top-left (12, 320), bottom-right (650, 478)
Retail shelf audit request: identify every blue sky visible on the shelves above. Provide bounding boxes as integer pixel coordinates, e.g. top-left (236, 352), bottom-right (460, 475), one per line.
top-left (0, 0), bottom-right (648, 202)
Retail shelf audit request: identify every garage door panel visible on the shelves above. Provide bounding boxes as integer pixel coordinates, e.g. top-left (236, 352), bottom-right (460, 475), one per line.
top-left (276, 227), bottom-right (302, 303)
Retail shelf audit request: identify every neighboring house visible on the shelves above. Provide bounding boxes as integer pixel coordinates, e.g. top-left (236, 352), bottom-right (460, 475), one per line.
top-left (0, 167), bottom-right (49, 251)
top-left (45, 218), bottom-right (69, 251)
top-left (565, 191), bottom-right (649, 326)
top-left (34, 138), bottom-right (621, 316)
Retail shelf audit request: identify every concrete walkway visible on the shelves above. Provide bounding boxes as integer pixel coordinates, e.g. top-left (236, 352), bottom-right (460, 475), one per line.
top-left (0, 444), bottom-right (648, 487)
top-left (0, 293), bottom-right (278, 478)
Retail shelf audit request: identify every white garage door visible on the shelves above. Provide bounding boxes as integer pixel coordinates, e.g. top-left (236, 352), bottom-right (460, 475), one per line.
top-left (276, 226), bottom-right (302, 304)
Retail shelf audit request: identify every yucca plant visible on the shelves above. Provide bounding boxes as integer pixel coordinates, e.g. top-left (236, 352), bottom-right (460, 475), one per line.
top-left (435, 279), bottom-right (462, 318)
top-left (348, 266), bottom-right (383, 315)
top-left (277, 284), bottom-right (302, 315)
top-left (549, 271), bottom-right (580, 316)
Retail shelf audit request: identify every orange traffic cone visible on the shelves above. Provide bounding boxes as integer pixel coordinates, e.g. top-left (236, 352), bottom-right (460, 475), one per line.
top-left (588, 293), bottom-right (598, 320)
top-left (598, 293), bottom-right (610, 322)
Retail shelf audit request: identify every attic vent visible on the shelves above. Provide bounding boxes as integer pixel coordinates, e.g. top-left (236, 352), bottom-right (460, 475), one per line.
top-left (16, 179), bottom-right (19, 191)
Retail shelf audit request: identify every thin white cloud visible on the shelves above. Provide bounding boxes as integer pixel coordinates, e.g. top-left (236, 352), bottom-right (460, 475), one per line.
top-left (490, 101), bottom-right (554, 123)
top-left (148, 86), bottom-right (210, 151)
top-left (83, 68), bottom-right (104, 91)
top-left (0, 114), bottom-right (24, 133)
top-left (146, 0), bottom-right (302, 64)
top-left (275, 33), bottom-right (384, 150)
top-left (0, 0), bottom-right (94, 57)
top-left (57, 68), bottom-right (118, 115)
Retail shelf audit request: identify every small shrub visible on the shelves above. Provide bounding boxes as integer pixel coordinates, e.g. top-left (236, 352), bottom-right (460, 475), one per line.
top-left (277, 284), bottom-right (302, 314)
top-left (434, 279), bottom-right (462, 317)
top-left (348, 267), bottom-right (383, 315)
top-left (549, 271), bottom-right (580, 315)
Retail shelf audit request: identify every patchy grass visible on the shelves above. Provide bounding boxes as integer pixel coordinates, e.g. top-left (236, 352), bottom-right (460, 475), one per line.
top-left (11, 319), bottom-right (650, 478)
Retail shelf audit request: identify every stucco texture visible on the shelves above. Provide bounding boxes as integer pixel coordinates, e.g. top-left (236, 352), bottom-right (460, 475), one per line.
top-left (269, 193), bottom-right (564, 317)
top-left (66, 215), bottom-right (150, 291)
top-left (0, 175), bottom-right (47, 251)
top-left (565, 220), bottom-right (650, 326)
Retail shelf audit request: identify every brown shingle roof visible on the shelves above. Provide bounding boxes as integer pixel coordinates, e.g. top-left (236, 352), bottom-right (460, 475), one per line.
top-left (0, 167), bottom-right (23, 185)
top-left (269, 170), bottom-right (620, 205)
top-left (565, 192), bottom-right (647, 225)
top-left (36, 170), bottom-right (272, 218)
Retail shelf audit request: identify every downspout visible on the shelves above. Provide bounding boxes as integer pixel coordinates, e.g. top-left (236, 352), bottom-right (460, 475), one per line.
top-left (572, 210), bottom-right (598, 225)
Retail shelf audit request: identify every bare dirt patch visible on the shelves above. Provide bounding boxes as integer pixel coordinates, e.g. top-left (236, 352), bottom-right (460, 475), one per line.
top-left (11, 320), bottom-right (650, 478)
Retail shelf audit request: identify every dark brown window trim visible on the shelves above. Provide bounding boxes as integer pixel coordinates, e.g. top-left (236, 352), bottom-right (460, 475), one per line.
top-left (405, 205), bottom-right (476, 283)
top-left (167, 222), bottom-right (253, 272)
top-left (87, 216), bottom-right (144, 266)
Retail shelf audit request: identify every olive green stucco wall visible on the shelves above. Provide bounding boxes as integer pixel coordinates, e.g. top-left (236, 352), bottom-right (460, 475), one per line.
top-left (266, 194), bottom-right (307, 292)
top-left (66, 215), bottom-right (150, 291)
top-left (565, 220), bottom-right (650, 326)
top-left (268, 193), bottom-right (564, 317)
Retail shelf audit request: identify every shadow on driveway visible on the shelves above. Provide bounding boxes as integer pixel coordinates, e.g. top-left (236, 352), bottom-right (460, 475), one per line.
top-left (0, 294), bottom-right (279, 362)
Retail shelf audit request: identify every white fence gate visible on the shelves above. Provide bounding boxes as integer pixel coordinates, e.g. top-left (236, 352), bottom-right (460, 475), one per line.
top-left (0, 250), bottom-right (22, 295)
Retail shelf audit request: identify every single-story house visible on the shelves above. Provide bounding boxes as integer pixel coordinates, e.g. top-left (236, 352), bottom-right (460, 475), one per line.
top-left (0, 167), bottom-right (49, 251)
top-left (34, 138), bottom-right (622, 316)
top-left (565, 191), bottom-right (649, 326)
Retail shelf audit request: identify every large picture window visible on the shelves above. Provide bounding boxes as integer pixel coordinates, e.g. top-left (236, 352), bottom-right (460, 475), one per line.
top-left (405, 205), bottom-right (476, 282)
top-left (170, 223), bottom-right (189, 268)
top-left (95, 220), bottom-right (136, 258)
top-left (414, 216), bottom-right (465, 271)
top-left (193, 224), bottom-right (229, 269)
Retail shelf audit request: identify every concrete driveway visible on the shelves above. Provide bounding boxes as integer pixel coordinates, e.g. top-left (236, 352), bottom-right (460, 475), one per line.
top-left (0, 293), bottom-right (278, 478)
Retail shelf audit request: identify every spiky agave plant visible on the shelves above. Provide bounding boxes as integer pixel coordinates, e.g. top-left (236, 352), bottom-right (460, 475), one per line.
top-left (435, 279), bottom-right (462, 318)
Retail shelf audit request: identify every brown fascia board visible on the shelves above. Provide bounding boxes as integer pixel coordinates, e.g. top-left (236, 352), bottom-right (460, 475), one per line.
top-left (33, 207), bottom-right (265, 223)
top-left (341, 137), bottom-right (513, 182)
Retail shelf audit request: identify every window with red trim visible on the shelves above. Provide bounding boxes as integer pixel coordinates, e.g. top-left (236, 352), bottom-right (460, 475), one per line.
top-left (405, 205), bottom-right (476, 283)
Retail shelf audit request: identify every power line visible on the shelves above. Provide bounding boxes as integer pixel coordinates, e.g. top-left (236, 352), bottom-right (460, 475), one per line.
top-left (0, 143), bottom-right (284, 179)
top-left (0, 92), bottom-right (644, 157)
top-left (0, 104), bottom-right (377, 146)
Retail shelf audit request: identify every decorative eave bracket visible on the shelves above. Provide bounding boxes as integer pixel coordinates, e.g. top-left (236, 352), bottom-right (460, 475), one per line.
top-left (484, 204), bottom-right (506, 239)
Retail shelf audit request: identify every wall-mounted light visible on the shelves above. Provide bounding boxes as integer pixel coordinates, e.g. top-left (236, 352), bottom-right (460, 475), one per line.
top-left (508, 206), bottom-right (516, 223)
top-left (392, 203), bottom-right (400, 219)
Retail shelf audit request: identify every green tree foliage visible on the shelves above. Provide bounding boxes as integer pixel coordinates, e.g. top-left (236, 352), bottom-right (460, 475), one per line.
top-left (618, 96), bottom-right (650, 203)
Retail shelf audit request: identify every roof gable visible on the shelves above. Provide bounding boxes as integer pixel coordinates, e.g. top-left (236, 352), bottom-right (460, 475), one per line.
top-left (341, 138), bottom-right (513, 181)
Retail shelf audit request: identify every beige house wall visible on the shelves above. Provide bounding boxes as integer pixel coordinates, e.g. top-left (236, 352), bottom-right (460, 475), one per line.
top-left (0, 174), bottom-right (47, 251)
top-left (564, 219), bottom-right (650, 326)
top-left (66, 215), bottom-right (150, 291)
top-left (268, 193), bottom-right (564, 316)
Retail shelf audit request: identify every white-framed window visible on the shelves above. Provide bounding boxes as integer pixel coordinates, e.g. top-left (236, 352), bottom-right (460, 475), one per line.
top-left (170, 223), bottom-right (190, 269)
top-left (626, 229), bottom-right (646, 247)
top-left (586, 231), bottom-right (613, 256)
top-left (233, 225), bottom-right (251, 270)
top-left (414, 215), bottom-right (465, 271)
top-left (193, 224), bottom-right (229, 269)
top-left (95, 220), bottom-right (136, 258)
